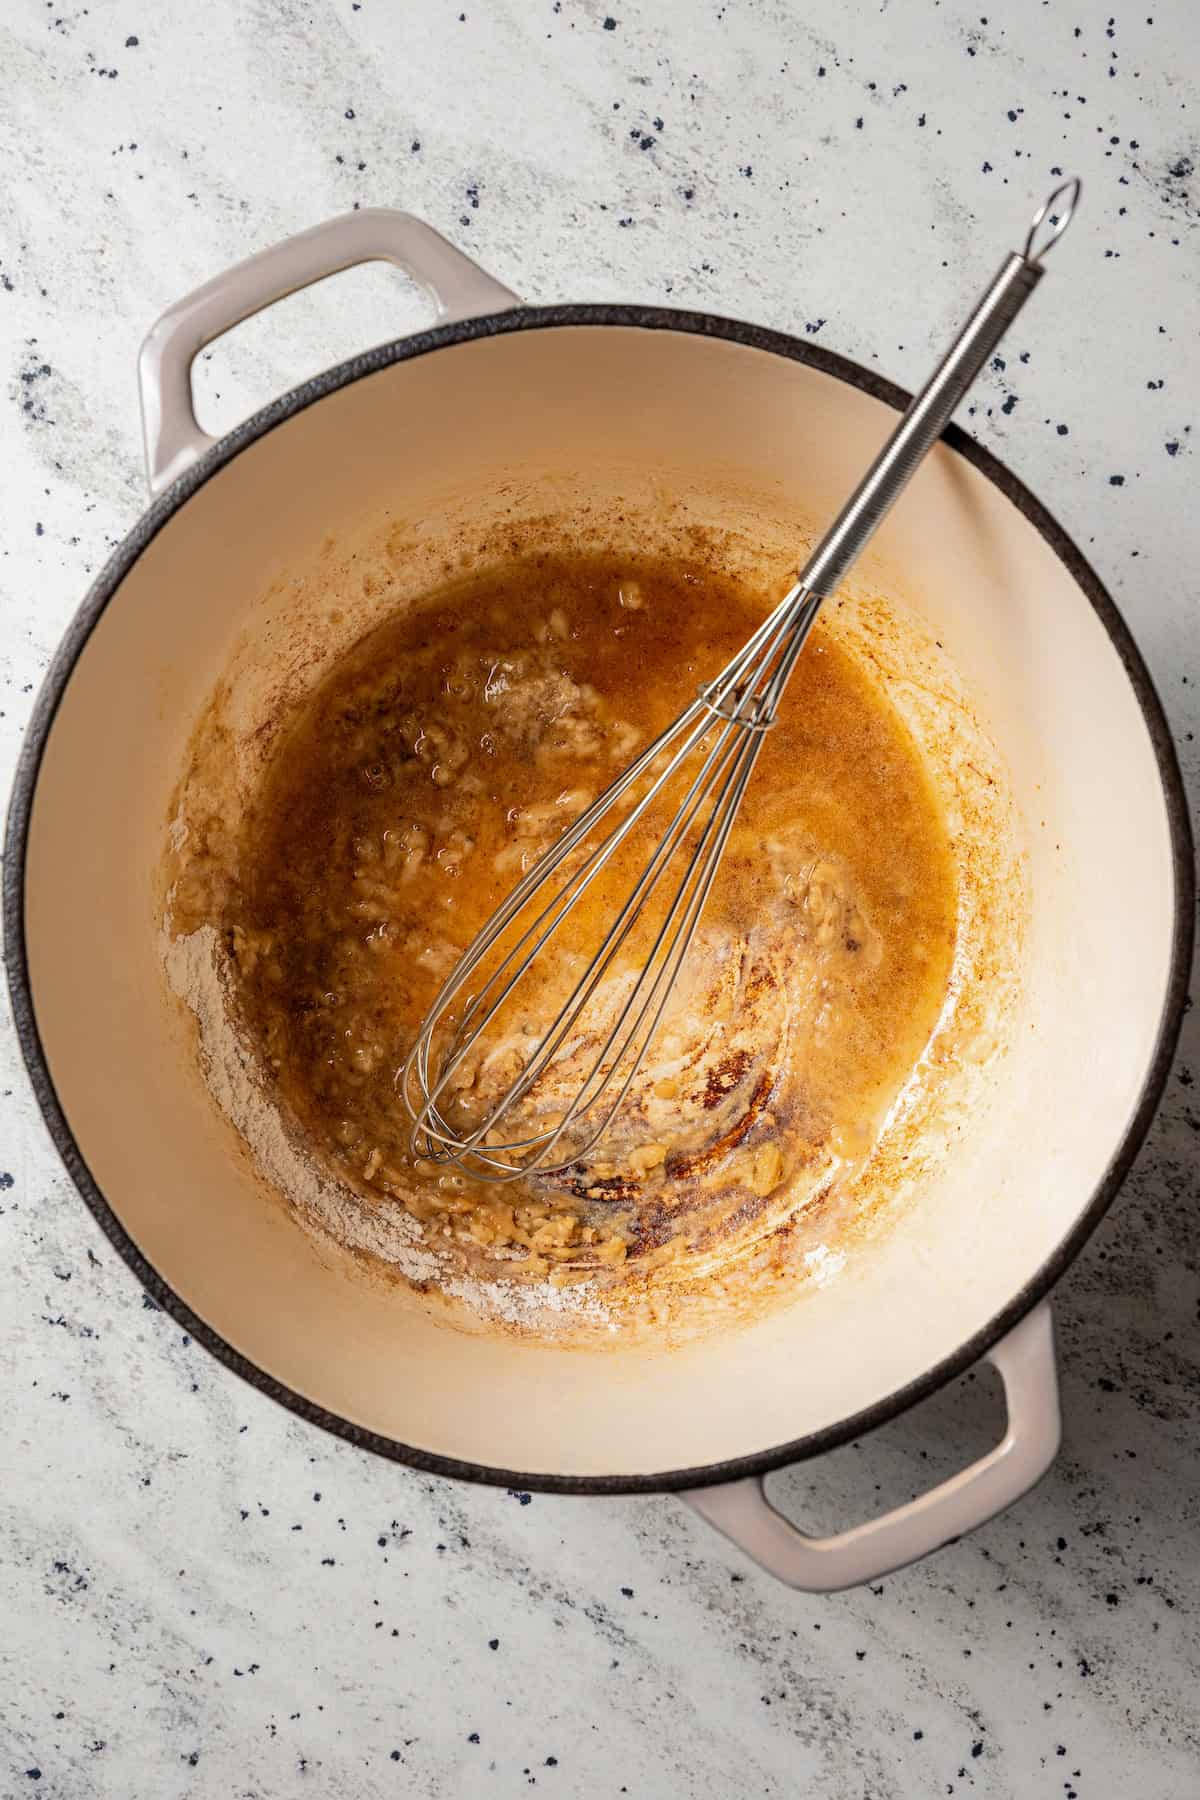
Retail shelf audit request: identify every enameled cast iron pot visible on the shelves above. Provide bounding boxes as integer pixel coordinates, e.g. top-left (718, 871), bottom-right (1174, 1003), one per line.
top-left (5, 211), bottom-right (1193, 1592)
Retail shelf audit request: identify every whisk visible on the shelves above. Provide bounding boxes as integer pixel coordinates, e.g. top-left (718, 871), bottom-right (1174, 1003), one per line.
top-left (403, 179), bottom-right (1081, 1182)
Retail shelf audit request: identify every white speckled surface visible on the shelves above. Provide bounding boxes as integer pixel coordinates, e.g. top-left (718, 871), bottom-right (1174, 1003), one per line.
top-left (2, 1), bottom-right (1198, 1794)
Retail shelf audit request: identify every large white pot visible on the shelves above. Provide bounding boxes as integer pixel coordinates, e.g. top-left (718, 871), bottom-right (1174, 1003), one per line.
top-left (6, 211), bottom-right (1192, 1592)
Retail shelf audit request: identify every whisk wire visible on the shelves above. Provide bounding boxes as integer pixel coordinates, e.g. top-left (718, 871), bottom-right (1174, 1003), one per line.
top-left (407, 700), bottom-right (717, 1125)
top-left (408, 712), bottom-right (743, 1153)
top-left (404, 583), bottom-right (821, 1178)
top-left (521, 694), bottom-right (771, 1156)
top-left (408, 707), bottom-right (769, 1178)
top-left (402, 583), bottom-right (816, 1137)
top-left (537, 720), bottom-right (771, 1171)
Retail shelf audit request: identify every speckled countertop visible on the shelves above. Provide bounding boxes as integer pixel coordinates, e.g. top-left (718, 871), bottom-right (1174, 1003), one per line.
top-left (2, 1), bottom-right (1198, 1794)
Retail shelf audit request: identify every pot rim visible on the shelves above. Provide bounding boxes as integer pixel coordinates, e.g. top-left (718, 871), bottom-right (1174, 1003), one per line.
top-left (4, 303), bottom-right (1194, 1495)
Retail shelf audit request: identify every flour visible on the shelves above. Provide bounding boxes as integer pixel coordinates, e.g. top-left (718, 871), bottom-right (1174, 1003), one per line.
top-left (162, 924), bottom-right (609, 1333)
top-left (802, 1243), bottom-right (847, 1286)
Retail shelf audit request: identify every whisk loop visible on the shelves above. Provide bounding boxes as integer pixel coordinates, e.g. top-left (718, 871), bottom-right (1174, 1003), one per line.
top-left (402, 183), bottom-right (1080, 1182)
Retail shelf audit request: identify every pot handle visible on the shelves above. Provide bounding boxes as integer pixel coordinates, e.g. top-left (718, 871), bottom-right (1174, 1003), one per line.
top-left (137, 207), bottom-right (520, 497)
top-left (682, 1301), bottom-right (1060, 1593)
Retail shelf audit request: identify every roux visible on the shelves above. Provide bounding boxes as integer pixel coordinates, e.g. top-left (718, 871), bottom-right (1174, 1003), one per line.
top-left (181, 551), bottom-right (959, 1308)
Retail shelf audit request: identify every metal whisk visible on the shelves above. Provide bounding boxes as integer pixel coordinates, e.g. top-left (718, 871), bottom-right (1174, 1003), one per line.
top-left (403, 179), bottom-right (1081, 1182)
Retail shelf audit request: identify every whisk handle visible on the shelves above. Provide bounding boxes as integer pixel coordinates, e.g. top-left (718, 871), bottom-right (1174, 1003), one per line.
top-left (798, 178), bottom-right (1081, 600)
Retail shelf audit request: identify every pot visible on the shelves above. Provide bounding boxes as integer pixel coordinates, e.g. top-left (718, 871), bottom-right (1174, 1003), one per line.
top-left (6, 210), bottom-right (1192, 1592)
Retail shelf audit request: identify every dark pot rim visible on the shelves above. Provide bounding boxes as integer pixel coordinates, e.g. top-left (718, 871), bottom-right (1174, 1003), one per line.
top-left (4, 303), bottom-right (1194, 1495)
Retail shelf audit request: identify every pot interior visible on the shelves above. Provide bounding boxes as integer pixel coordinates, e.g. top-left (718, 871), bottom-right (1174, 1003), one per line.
top-left (20, 321), bottom-right (1180, 1479)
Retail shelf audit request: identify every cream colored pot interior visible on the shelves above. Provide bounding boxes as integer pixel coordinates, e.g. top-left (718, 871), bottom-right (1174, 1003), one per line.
top-left (24, 326), bottom-right (1178, 1477)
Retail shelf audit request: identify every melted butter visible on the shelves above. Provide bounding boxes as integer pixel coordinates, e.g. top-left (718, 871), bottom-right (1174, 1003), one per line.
top-left (219, 552), bottom-right (958, 1282)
